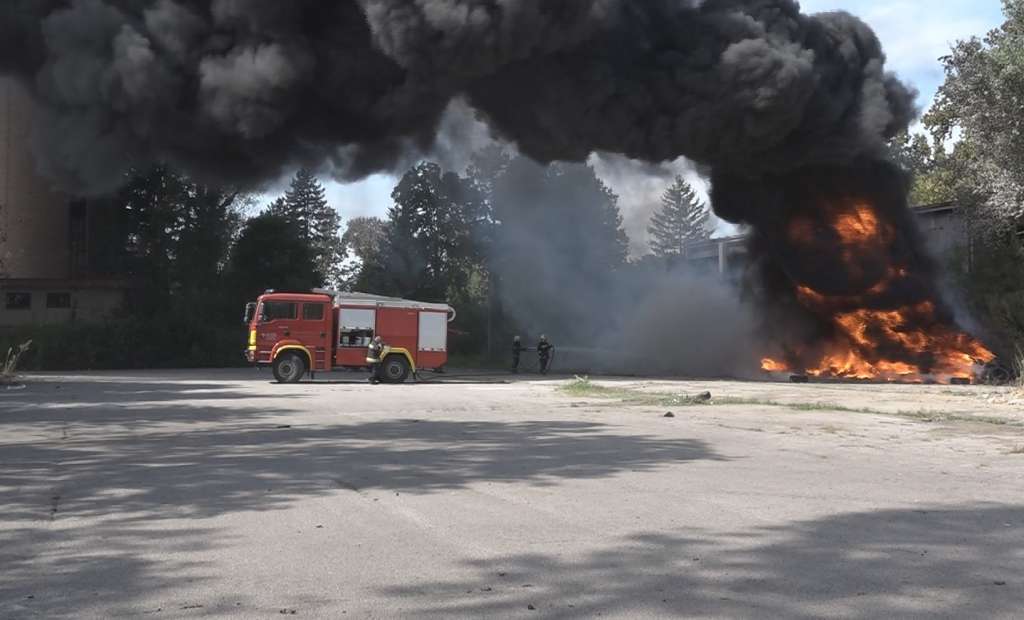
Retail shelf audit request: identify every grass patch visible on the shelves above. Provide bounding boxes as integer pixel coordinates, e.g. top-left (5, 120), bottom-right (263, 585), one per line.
top-left (560, 376), bottom-right (639, 399)
top-left (716, 398), bottom-right (868, 413)
top-left (560, 376), bottom-right (714, 407)
top-left (557, 378), bottom-right (1022, 427)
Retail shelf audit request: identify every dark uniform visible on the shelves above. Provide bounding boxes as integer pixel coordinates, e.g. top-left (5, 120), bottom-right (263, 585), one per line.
top-left (366, 337), bottom-right (385, 384)
top-left (512, 336), bottom-right (527, 373)
top-left (537, 336), bottom-right (553, 375)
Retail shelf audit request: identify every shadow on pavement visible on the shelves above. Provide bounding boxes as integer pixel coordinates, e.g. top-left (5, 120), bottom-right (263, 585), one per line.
top-left (0, 371), bottom-right (724, 615)
top-left (0, 417), bottom-right (723, 523)
top-left (379, 504), bottom-right (1024, 618)
top-left (2, 373), bottom-right (1021, 617)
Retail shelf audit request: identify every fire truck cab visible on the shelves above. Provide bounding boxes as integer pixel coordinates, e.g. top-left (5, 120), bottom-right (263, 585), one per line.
top-left (244, 290), bottom-right (454, 384)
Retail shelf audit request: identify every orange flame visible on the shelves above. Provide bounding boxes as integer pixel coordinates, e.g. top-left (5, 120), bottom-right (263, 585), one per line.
top-left (763, 200), bottom-right (995, 383)
top-left (834, 205), bottom-right (879, 243)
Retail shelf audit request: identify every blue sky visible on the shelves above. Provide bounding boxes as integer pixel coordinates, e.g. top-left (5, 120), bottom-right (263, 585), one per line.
top-left (315, 1), bottom-right (1006, 229)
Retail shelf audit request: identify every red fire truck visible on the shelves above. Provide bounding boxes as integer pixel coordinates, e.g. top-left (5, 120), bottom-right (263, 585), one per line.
top-left (244, 290), bottom-right (454, 383)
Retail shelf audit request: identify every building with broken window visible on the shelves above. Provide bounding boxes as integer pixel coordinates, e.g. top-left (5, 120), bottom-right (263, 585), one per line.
top-left (0, 77), bottom-right (126, 328)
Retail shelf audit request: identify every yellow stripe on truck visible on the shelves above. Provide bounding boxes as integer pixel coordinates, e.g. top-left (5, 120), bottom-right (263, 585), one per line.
top-left (386, 347), bottom-right (416, 372)
top-left (274, 345), bottom-right (312, 365)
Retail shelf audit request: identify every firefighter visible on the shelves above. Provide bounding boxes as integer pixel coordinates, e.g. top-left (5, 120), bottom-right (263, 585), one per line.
top-left (512, 335), bottom-right (528, 373)
top-left (366, 335), bottom-right (386, 384)
top-left (537, 335), bottom-right (553, 375)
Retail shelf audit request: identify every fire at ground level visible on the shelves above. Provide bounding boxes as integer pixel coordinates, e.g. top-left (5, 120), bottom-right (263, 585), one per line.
top-left (720, 167), bottom-right (999, 385)
top-left (545, 346), bottom-right (1008, 386)
top-left (2, 369), bottom-right (1023, 618)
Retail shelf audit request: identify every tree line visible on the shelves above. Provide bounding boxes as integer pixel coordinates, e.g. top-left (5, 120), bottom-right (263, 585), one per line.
top-left (343, 148), bottom-right (709, 356)
top-left (888, 0), bottom-right (1024, 351)
top-left (6, 145), bottom-right (711, 369)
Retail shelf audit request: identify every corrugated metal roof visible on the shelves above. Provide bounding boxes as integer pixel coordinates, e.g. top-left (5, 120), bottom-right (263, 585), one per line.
top-left (911, 202), bottom-right (958, 216)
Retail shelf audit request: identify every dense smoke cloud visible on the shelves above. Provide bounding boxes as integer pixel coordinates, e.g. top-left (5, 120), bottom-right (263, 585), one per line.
top-left (2, 0), bottom-right (915, 195)
top-left (16, 1), bottom-right (976, 376)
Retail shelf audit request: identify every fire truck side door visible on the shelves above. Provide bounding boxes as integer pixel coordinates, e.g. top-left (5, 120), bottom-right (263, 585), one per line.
top-left (260, 300), bottom-right (297, 339)
top-left (296, 302), bottom-right (329, 370)
top-left (377, 306), bottom-right (419, 365)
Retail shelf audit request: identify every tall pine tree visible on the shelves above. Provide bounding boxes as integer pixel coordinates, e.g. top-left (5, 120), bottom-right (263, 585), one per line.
top-left (647, 176), bottom-right (710, 257)
top-left (375, 162), bottom-right (487, 301)
top-left (268, 169), bottom-right (344, 287)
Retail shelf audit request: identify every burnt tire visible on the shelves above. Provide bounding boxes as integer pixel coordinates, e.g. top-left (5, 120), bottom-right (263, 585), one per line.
top-left (983, 364), bottom-right (1012, 385)
top-left (272, 351), bottom-right (306, 384)
top-left (380, 354), bottom-right (411, 384)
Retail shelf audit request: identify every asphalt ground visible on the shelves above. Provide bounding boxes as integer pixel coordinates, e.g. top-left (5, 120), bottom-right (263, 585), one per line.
top-left (1, 369), bottom-right (1022, 618)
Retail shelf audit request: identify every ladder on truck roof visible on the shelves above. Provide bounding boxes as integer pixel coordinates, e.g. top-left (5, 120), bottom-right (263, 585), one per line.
top-left (312, 289), bottom-right (456, 319)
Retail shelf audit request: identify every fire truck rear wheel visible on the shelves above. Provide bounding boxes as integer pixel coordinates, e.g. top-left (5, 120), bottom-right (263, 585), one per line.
top-left (381, 355), bottom-right (410, 384)
top-left (273, 351), bottom-right (306, 384)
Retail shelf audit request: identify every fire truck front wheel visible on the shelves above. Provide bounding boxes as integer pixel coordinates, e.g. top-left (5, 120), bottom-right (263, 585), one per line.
top-left (381, 354), bottom-right (411, 384)
top-left (272, 351), bottom-right (307, 384)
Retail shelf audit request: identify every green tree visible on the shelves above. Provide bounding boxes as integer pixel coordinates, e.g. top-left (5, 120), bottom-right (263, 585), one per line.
top-left (375, 162), bottom-right (487, 301)
top-left (268, 169), bottom-right (344, 286)
top-left (463, 146), bottom-right (511, 356)
top-left (922, 1), bottom-right (1024, 350)
top-left (341, 216), bottom-right (388, 291)
top-left (342, 216), bottom-right (388, 266)
top-left (225, 214), bottom-right (322, 300)
top-left (925, 0), bottom-right (1024, 233)
top-left (887, 131), bottom-right (959, 206)
top-left (466, 145), bottom-right (512, 207)
top-left (115, 165), bottom-right (242, 317)
top-left (647, 176), bottom-right (709, 258)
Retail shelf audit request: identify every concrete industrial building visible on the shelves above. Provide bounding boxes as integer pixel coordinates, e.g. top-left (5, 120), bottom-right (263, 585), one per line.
top-left (684, 203), bottom-right (970, 277)
top-left (0, 77), bottom-right (125, 328)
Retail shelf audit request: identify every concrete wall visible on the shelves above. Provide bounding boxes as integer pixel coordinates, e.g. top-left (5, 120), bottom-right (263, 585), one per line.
top-left (914, 205), bottom-right (969, 265)
top-left (0, 77), bottom-right (72, 279)
top-left (1, 284), bottom-right (124, 327)
top-left (684, 206), bottom-right (970, 277)
top-left (0, 77), bottom-right (125, 328)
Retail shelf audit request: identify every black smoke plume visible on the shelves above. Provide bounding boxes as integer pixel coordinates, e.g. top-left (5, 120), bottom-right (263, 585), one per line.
top-left (2, 0), bottom-right (914, 193)
top-left (14, 0), bottom-right (989, 376)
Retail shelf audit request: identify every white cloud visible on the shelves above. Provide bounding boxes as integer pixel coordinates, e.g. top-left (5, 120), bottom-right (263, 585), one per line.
top-left (324, 173), bottom-right (396, 221)
top-left (803, 0), bottom-right (1003, 106)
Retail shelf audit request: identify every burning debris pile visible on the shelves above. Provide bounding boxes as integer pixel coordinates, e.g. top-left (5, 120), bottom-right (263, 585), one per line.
top-left (1, 1), bottom-right (996, 380)
top-left (715, 162), bottom-right (995, 383)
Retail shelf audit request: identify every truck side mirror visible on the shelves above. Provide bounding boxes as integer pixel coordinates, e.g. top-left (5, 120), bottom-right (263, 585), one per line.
top-left (243, 302), bottom-right (256, 324)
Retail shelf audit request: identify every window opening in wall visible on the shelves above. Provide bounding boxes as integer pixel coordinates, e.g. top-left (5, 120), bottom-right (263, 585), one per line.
top-left (5, 292), bottom-right (31, 310)
top-left (46, 292), bottom-right (71, 309)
